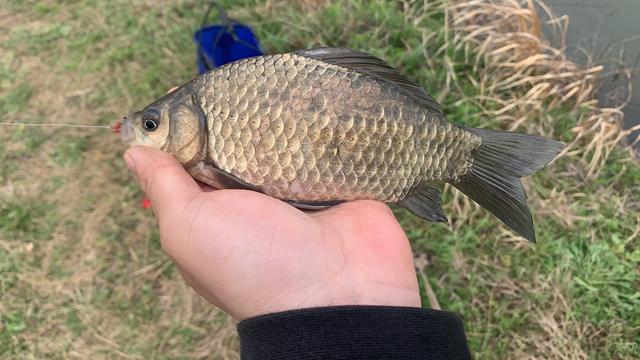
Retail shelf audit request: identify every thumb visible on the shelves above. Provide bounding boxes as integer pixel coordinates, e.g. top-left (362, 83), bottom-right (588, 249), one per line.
top-left (124, 146), bottom-right (200, 220)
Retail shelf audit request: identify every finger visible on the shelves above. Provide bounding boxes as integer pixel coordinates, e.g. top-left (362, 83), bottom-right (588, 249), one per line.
top-left (167, 87), bottom-right (179, 94)
top-left (124, 146), bottom-right (200, 220)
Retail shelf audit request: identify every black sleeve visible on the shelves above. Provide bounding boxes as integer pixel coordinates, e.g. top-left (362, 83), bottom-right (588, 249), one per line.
top-left (237, 305), bottom-right (471, 360)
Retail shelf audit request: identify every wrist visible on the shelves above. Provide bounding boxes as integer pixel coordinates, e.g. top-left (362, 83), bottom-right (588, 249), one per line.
top-left (251, 283), bottom-right (421, 318)
top-left (341, 283), bottom-right (422, 308)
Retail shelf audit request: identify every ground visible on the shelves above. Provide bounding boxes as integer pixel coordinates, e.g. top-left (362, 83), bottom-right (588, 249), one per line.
top-left (0, 1), bottom-right (638, 359)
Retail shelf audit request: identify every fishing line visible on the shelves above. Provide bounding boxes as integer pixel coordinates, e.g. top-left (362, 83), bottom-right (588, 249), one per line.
top-left (0, 122), bottom-right (113, 129)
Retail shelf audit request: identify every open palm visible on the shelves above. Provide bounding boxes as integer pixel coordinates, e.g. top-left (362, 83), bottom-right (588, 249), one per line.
top-left (124, 147), bottom-right (421, 320)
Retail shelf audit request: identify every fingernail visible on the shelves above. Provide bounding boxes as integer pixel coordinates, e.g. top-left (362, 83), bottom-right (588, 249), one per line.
top-left (124, 152), bottom-right (136, 174)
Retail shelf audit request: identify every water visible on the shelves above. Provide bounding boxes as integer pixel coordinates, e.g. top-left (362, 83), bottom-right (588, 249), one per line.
top-left (545, 0), bottom-right (640, 151)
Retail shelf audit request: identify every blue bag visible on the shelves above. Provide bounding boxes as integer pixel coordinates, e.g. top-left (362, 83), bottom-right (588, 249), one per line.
top-left (193, 2), bottom-right (263, 73)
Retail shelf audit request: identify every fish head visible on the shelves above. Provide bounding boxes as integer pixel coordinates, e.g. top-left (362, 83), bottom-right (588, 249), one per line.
top-left (121, 82), bottom-right (206, 165)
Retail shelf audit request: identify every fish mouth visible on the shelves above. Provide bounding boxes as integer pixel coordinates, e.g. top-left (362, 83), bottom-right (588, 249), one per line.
top-left (120, 116), bottom-right (136, 144)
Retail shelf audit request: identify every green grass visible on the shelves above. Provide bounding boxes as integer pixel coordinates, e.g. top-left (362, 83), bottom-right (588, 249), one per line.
top-left (0, 0), bottom-right (638, 359)
top-left (51, 137), bottom-right (88, 166)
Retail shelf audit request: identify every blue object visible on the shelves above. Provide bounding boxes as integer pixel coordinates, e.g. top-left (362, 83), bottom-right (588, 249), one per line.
top-left (194, 2), bottom-right (263, 73)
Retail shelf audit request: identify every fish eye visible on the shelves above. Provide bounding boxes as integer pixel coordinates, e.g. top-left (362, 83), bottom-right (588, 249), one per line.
top-left (143, 119), bottom-right (158, 131)
top-left (141, 109), bottom-right (160, 132)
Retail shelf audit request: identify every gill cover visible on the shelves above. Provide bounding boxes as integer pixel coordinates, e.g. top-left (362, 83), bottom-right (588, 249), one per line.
top-left (167, 98), bottom-right (207, 166)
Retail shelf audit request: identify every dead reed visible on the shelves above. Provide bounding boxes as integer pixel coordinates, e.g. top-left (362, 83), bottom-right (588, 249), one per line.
top-left (440, 0), bottom-right (637, 236)
top-left (447, 0), bottom-right (636, 176)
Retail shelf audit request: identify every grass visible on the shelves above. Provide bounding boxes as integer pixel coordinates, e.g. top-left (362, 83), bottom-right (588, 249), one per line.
top-left (0, 0), bottom-right (638, 359)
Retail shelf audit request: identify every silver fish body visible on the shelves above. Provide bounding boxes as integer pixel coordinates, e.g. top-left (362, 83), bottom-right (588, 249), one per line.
top-left (192, 52), bottom-right (481, 203)
top-left (122, 47), bottom-right (563, 242)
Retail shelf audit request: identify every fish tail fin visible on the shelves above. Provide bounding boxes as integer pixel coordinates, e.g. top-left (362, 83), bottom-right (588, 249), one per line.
top-left (452, 128), bottom-right (564, 242)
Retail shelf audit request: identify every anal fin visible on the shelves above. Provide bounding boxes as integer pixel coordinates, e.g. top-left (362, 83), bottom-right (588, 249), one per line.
top-left (399, 186), bottom-right (447, 223)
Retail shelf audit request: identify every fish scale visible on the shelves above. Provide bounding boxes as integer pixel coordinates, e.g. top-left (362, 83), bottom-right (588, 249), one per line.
top-left (193, 53), bottom-right (479, 202)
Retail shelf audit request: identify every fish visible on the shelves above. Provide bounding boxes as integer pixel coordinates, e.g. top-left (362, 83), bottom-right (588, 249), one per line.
top-left (120, 47), bottom-right (563, 242)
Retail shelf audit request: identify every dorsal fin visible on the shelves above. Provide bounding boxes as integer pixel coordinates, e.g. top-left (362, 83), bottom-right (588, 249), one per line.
top-left (295, 47), bottom-right (442, 114)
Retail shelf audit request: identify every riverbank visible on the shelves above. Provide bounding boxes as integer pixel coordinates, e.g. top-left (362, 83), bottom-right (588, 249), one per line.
top-left (545, 0), bottom-right (640, 155)
top-left (1, 1), bottom-right (638, 358)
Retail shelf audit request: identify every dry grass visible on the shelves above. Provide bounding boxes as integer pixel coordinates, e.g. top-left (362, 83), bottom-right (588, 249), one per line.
top-left (1, 1), bottom-right (638, 359)
top-left (439, 3), bottom-right (639, 356)
top-left (441, 0), bottom-right (638, 240)
top-left (0, 2), bottom-right (240, 358)
top-left (447, 0), bottom-right (637, 176)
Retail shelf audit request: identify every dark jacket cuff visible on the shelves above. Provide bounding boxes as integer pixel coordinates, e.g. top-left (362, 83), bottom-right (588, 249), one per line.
top-left (237, 305), bottom-right (471, 360)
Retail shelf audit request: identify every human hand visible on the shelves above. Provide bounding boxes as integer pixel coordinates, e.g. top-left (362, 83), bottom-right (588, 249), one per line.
top-left (124, 147), bottom-right (421, 320)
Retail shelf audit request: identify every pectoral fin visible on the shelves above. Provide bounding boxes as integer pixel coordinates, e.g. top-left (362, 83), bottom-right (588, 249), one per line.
top-left (187, 162), bottom-right (262, 192)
